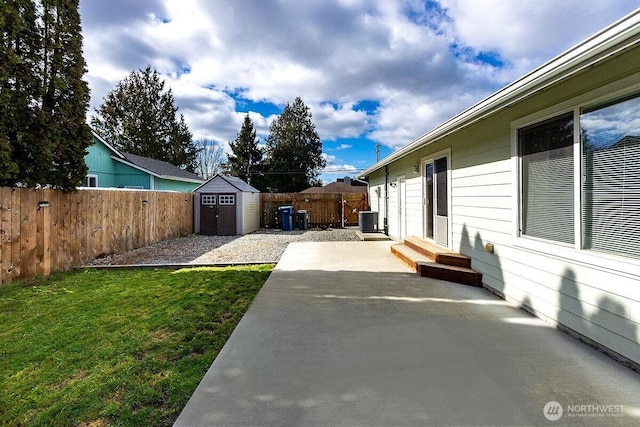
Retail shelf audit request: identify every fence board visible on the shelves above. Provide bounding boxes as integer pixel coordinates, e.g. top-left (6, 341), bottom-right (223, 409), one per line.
top-left (10, 188), bottom-right (21, 280)
top-left (260, 192), bottom-right (369, 228)
top-left (1, 188), bottom-right (12, 284)
top-left (0, 187), bottom-right (194, 286)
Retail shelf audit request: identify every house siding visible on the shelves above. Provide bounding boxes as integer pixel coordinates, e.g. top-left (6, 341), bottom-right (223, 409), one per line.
top-left (153, 177), bottom-right (200, 192)
top-left (85, 137), bottom-right (118, 188)
top-left (113, 162), bottom-right (151, 189)
top-left (365, 42), bottom-right (640, 366)
top-left (241, 192), bottom-right (260, 235)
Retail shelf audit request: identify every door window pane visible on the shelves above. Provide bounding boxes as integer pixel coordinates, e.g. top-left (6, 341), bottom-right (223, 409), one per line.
top-left (201, 194), bottom-right (216, 205)
top-left (219, 194), bottom-right (235, 205)
top-left (425, 163), bottom-right (433, 239)
top-left (435, 157), bottom-right (448, 217)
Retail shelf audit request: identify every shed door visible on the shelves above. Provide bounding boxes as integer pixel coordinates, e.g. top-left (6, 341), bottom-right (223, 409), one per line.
top-left (200, 194), bottom-right (218, 235)
top-left (216, 194), bottom-right (237, 236)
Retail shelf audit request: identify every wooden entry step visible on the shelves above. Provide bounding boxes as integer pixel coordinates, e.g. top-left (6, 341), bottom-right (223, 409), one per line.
top-left (403, 236), bottom-right (472, 268)
top-left (391, 236), bottom-right (483, 287)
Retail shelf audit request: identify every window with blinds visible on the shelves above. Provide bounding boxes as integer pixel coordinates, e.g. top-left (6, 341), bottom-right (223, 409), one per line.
top-left (518, 112), bottom-right (575, 245)
top-left (581, 94), bottom-right (640, 259)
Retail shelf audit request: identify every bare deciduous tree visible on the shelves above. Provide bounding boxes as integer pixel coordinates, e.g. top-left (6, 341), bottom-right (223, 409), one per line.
top-left (194, 137), bottom-right (226, 179)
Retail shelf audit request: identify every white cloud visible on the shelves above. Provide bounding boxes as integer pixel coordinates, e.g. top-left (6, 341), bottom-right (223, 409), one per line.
top-left (321, 153), bottom-right (360, 177)
top-left (440, 0), bottom-right (638, 74)
top-left (80, 0), bottom-right (640, 154)
top-left (312, 103), bottom-right (369, 141)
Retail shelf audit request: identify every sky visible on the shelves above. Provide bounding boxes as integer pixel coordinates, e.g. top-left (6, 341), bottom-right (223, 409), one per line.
top-left (78, 0), bottom-right (639, 184)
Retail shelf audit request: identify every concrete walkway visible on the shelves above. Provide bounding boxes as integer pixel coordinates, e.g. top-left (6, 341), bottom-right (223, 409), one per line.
top-left (174, 241), bottom-right (640, 426)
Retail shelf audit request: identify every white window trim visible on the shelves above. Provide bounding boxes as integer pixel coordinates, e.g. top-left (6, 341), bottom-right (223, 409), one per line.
top-left (511, 75), bottom-right (640, 278)
top-left (86, 174), bottom-right (98, 187)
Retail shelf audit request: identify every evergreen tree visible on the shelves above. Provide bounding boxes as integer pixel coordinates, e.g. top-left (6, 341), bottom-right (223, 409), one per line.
top-left (0, 0), bottom-right (90, 190)
top-left (0, 0), bottom-right (36, 183)
top-left (227, 114), bottom-right (265, 188)
top-left (40, 0), bottom-right (92, 190)
top-left (264, 97), bottom-right (325, 192)
top-left (91, 66), bottom-right (198, 172)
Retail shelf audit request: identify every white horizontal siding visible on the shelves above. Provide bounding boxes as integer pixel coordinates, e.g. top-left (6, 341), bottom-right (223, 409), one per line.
top-left (387, 180), bottom-right (399, 240)
top-left (235, 192), bottom-right (244, 235)
top-left (242, 193), bottom-right (260, 234)
top-left (406, 176), bottom-right (423, 237)
top-left (368, 183), bottom-right (385, 231)
top-left (194, 193), bottom-right (201, 233)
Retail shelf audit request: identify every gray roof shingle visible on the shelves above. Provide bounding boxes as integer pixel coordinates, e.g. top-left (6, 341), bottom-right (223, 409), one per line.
top-left (121, 152), bottom-right (204, 182)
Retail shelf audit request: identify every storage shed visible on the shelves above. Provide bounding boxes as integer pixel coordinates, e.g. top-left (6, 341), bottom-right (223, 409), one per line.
top-left (193, 175), bottom-right (260, 236)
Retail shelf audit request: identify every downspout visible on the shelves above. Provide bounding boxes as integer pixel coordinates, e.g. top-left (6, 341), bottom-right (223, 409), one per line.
top-left (384, 166), bottom-right (389, 236)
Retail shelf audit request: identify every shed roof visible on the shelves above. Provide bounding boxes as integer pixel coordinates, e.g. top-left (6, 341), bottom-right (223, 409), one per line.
top-left (194, 174), bottom-right (260, 193)
top-left (359, 9), bottom-right (640, 178)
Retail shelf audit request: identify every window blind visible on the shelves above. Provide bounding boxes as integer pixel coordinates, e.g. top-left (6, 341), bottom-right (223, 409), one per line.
top-left (581, 95), bottom-right (640, 258)
top-left (519, 113), bottom-right (575, 244)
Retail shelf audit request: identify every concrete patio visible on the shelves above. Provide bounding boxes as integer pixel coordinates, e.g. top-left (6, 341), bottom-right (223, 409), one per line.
top-left (174, 241), bottom-right (640, 426)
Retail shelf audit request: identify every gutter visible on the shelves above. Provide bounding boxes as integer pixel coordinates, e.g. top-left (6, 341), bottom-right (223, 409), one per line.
top-left (358, 9), bottom-right (640, 179)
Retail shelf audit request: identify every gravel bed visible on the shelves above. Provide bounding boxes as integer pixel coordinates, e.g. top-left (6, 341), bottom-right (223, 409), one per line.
top-left (87, 228), bottom-right (361, 266)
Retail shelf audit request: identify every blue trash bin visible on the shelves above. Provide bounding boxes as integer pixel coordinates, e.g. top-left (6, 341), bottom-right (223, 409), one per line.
top-left (278, 206), bottom-right (294, 231)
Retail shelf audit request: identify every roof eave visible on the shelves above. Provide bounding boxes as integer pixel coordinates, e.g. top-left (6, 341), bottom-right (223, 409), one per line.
top-left (111, 156), bottom-right (163, 178)
top-left (91, 129), bottom-right (126, 159)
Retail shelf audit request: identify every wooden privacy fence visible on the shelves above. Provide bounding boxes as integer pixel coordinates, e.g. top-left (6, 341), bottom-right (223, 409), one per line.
top-left (261, 192), bottom-right (370, 228)
top-left (0, 187), bottom-right (193, 285)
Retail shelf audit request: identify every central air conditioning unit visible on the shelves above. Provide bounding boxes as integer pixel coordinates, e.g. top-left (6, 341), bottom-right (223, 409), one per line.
top-left (358, 211), bottom-right (379, 233)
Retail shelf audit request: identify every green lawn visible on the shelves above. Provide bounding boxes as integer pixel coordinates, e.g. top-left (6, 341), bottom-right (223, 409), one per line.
top-left (0, 265), bottom-right (272, 427)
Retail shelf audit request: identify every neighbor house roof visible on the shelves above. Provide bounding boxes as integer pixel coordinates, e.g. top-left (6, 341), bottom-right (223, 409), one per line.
top-left (359, 9), bottom-right (640, 178)
top-left (91, 129), bottom-right (205, 184)
top-left (301, 182), bottom-right (368, 193)
top-left (115, 152), bottom-right (204, 183)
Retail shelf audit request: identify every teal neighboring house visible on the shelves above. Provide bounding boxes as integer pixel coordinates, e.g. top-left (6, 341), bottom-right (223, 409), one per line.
top-left (84, 130), bottom-right (205, 192)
